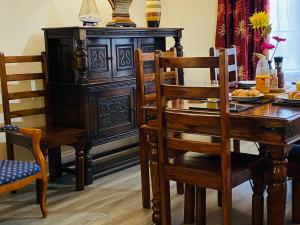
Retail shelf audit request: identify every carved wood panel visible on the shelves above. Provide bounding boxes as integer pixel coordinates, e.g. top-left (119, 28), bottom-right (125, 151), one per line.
top-left (98, 95), bottom-right (130, 129)
top-left (86, 38), bottom-right (112, 79)
top-left (87, 82), bottom-right (136, 143)
top-left (112, 38), bottom-right (137, 78)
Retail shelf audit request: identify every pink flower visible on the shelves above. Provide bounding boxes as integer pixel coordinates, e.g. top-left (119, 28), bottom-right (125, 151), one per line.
top-left (260, 42), bottom-right (275, 51)
top-left (273, 36), bottom-right (286, 42)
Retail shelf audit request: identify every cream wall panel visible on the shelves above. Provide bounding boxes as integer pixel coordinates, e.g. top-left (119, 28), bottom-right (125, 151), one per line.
top-left (161, 0), bottom-right (218, 85)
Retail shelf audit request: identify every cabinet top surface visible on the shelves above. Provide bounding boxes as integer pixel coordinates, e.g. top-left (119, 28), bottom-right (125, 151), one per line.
top-left (42, 26), bottom-right (183, 31)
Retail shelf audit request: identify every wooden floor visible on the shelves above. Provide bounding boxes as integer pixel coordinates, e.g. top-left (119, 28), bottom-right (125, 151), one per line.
top-left (0, 141), bottom-right (296, 225)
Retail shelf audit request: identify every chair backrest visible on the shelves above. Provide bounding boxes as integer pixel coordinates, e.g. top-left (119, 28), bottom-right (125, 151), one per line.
top-left (135, 48), bottom-right (178, 127)
top-left (154, 49), bottom-right (230, 173)
top-left (210, 45), bottom-right (238, 88)
top-left (0, 52), bottom-right (50, 126)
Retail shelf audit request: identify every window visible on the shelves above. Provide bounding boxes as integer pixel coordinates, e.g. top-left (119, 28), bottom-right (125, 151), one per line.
top-left (270, 0), bottom-right (300, 80)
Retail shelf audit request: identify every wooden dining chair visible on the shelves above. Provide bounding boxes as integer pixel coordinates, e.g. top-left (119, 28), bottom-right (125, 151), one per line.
top-left (209, 45), bottom-right (238, 88)
top-left (0, 52), bottom-right (86, 191)
top-left (0, 126), bottom-right (47, 218)
top-left (151, 49), bottom-right (265, 225)
top-left (210, 46), bottom-right (240, 207)
top-left (135, 47), bottom-right (184, 209)
top-left (286, 145), bottom-right (300, 223)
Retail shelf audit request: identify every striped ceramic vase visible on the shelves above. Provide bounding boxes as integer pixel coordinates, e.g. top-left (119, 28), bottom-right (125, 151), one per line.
top-left (146, 0), bottom-right (161, 27)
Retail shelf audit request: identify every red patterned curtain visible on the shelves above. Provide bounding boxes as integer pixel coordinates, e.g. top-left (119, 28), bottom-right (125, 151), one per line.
top-left (215, 0), bottom-right (269, 80)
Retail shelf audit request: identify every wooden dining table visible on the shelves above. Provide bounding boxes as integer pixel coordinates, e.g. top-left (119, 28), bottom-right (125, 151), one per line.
top-left (145, 99), bottom-right (300, 225)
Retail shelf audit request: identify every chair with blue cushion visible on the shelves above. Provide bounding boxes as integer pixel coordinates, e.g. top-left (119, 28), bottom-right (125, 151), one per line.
top-left (0, 126), bottom-right (47, 218)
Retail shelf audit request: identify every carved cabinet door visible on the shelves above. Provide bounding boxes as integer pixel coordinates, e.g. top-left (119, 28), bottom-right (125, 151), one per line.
top-left (87, 82), bottom-right (136, 145)
top-left (137, 37), bottom-right (165, 74)
top-left (112, 38), bottom-right (137, 78)
top-left (86, 38), bottom-right (112, 79)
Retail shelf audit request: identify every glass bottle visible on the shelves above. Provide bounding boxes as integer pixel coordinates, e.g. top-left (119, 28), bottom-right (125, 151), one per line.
top-left (274, 57), bottom-right (284, 88)
top-left (256, 58), bottom-right (270, 94)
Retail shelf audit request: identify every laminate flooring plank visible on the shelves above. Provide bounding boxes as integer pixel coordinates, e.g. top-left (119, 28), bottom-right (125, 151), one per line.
top-left (0, 141), bottom-right (294, 225)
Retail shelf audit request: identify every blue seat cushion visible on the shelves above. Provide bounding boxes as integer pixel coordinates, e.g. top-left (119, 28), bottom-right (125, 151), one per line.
top-left (0, 160), bottom-right (41, 185)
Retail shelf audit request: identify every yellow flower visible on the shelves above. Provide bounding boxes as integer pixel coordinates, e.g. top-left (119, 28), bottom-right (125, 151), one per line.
top-left (249, 11), bottom-right (269, 29)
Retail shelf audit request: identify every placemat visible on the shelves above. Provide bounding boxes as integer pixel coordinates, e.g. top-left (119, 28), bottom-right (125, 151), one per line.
top-left (231, 97), bottom-right (274, 105)
top-left (189, 103), bottom-right (254, 113)
top-left (272, 99), bottom-right (300, 107)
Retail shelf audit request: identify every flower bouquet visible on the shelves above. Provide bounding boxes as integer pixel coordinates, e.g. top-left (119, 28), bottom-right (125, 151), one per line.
top-left (249, 11), bottom-right (286, 90)
top-left (249, 11), bottom-right (286, 64)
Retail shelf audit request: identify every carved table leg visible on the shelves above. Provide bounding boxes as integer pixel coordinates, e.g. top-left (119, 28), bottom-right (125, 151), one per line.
top-left (139, 128), bottom-right (151, 209)
top-left (266, 145), bottom-right (289, 225)
top-left (148, 131), bottom-right (161, 225)
top-left (73, 137), bottom-right (86, 191)
top-left (84, 145), bottom-right (93, 185)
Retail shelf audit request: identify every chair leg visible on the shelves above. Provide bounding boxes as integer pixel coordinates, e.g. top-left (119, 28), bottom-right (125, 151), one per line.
top-left (36, 180), bottom-right (41, 204)
top-left (195, 187), bottom-right (206, 225)
top-left (233, 139), bottom-right (240, 153)
top-left (48, 147), bottom-right (62, 182)
top-left (184, 184), bottom-right (195, 224)
top-left (38, 178), bottom-right (48, 218)
top-left (6, 141), bottom-right (14, 160)
top-left (252, 175), bottom-right (265, 225)
top-left (160, 180), bottom-right (171, 225)
top-left (139, 129), bottom-right (151, 209)
top-left (176, 182), bottom-right (184, 195)
top-left (292, 178), bottom-right (300, 223)
top-left (221, 188), bottom-right (232, 225)
top-left (217, 191), bottom-right (222, 207)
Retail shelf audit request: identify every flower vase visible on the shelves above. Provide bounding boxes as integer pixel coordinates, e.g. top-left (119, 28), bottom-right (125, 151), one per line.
top-left (268, 60), bottom-right (278, 89)
top-left (274, 57), bottom-right (284, 88)
top-left (146, 0), bottom-right (161, 27)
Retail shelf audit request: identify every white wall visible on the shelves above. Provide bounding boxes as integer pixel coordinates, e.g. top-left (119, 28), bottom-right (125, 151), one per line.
top-left (0, 0), bottom-right (217, 158)
top-left (161, 0), bottom-right (218, 85)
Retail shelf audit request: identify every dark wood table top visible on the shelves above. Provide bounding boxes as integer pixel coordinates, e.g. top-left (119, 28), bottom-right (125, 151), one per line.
top-left (165, 99), bottom-right (300, 145)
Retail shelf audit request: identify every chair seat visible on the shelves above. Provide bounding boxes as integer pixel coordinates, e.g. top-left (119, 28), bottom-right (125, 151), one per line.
top-left (6, 126), bottom-right (85, 149)
top-left (166, 152), bottom-right (263, 189)
top-left (0, 160), bottom-right (40, 185)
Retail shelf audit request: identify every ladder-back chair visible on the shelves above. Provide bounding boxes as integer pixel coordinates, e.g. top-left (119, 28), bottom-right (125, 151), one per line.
top-left (152, 49), bottom-right (265, 225)
top-left (135, 48), bottom-right (185, 210)
top-left (0, 52), bottom-right (86, 191)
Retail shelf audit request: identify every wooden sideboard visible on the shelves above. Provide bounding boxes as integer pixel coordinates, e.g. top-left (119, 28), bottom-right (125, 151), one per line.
top-left (43, 27), bottom-right (184, 184)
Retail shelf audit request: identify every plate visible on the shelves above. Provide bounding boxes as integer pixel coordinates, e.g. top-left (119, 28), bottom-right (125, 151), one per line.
top-left (250, 86), bottom-right (291, 93)
top-left (277, 93), bottom-right (300, 103)
top-left (230, 93), bottom-right (264, 102)
top-left (238, 81), bottom-right (256, 89)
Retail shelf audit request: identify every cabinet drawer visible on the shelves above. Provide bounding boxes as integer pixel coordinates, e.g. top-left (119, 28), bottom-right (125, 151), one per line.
top-left (87, 82), bottom-right (136, 142)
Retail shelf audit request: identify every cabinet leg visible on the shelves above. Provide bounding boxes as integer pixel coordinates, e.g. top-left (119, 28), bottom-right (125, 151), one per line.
top-left (84, 146), bottom-right (93, 185)
top-left (73, 138), bottom-right (85, 191)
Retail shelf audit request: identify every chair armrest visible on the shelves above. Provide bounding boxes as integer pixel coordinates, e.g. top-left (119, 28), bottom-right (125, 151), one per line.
top-left (19, 128), bottom-right (46, 171)
top-left (0, 126), bottom-right (47, 176)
